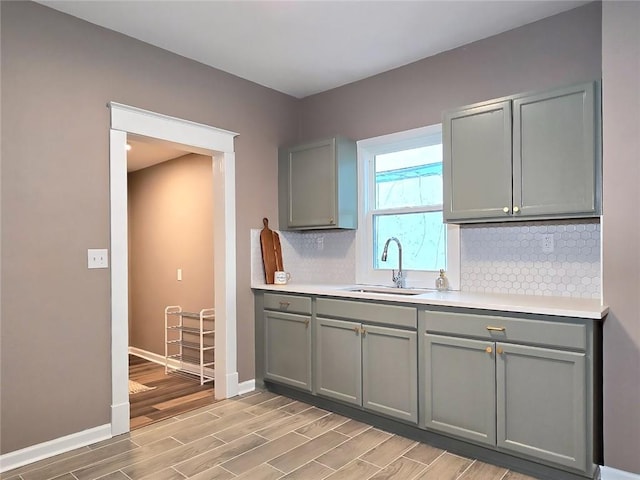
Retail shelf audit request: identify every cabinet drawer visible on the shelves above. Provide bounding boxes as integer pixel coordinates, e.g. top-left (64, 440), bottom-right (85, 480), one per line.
top-left (317, 298), bottom-right (416, 329)
top-left (264, 293), bottom-right (311, 315)
top-left (421, 310), bottom-right (586, 351)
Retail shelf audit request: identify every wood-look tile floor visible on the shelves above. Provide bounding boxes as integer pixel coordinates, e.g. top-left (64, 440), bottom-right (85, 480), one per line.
top-left (129, 355), bottom-right (216, 429)
top-left (3, 390), bottom-right (540, 480)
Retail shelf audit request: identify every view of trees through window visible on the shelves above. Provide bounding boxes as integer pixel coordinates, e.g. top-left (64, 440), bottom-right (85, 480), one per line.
top-left (372, 144), bottom-right (446, 271)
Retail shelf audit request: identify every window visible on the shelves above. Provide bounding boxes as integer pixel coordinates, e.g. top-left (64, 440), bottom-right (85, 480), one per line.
top-left (356, 125), bottom-right (459, 289)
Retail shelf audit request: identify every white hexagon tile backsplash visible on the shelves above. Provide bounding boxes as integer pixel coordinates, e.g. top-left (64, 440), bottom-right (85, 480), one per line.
top-left (250, 228), bottom-right (357, 285)
top-left (459, 220), bottom-right (601, 298)
top-left (251, 219), bottom-right (601, 299)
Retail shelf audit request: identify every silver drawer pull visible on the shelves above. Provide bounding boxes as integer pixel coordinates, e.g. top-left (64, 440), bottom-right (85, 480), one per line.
top-left (486, 326), bottom-right (506, 332)
top-left (279, 301), bottom-right (291, 308)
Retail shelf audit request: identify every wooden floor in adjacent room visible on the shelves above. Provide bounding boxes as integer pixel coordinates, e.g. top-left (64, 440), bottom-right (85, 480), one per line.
top-left (129, 354), bottom-right (216, 429)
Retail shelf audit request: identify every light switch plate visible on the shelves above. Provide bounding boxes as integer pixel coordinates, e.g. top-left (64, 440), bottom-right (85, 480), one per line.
top-left (88, 248), bottom-right (109, 269)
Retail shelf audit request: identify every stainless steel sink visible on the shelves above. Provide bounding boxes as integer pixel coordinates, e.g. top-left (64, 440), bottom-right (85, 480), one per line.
top-left (345, 286), bottom-right (429, 296)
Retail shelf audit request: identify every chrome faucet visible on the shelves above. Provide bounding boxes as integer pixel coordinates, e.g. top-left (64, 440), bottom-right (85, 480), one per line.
top-left (381, 237), bottom-right (406, 288)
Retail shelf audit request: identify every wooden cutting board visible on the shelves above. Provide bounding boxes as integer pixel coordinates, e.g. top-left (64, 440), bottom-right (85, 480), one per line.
top-left (260, 218), bottom-right (284, 284)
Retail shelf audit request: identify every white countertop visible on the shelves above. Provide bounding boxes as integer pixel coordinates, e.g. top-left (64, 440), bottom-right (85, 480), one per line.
top-left (252, 283), bottom-right (608, 320)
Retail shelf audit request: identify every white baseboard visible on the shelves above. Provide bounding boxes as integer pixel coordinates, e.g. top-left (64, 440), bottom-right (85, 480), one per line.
top-left (237, 379), bottom-right (256, 395)
top-left (601, 466), bottom-right (640, 480)
top-left (128, 346), bottom-right (215, 378)
top-left (111, 401), bottom-right (130, 436)
top-left (0, 424), bottom-right (111, 474)
top-left (128, 346), bottom-right (165, 365)
top-left (214, 371), bottom-right (238, 400)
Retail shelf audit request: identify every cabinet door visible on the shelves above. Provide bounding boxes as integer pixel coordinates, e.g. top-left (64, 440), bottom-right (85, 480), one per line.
top-left (513, 82), bottom-right (598, 217)
top-left (264, 311), bottom-right (311, 391)
top-left (496, 343), bottom-right (586, 471)
top-left (423, 334), bottom-right (496, 446)
top-left (362, 325), bottom-right (417, 423)
top-left (315, 317), bottom-right (362, 406)
top-left (286, 138), bottom-right (336, 228)
top-left (444, 101), bottom-right (512, 221)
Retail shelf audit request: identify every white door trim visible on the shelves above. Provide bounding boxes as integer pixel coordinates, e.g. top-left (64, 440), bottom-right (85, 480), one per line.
top-left (109, 102), bottom-right (238, 436)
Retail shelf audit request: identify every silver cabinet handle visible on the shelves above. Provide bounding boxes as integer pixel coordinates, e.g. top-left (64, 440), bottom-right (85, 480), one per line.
top-left (503, 207), bottom-right (510, 214)
top-left (513, 206), bottom-right (520, 213)
top-left (279, 301), bottom-right (290, 309)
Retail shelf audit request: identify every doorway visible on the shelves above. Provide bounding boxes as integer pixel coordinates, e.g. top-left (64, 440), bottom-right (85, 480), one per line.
top-left (109, 102), bottom-right (239, 436)
top-left (126, 140), bottom-right (216, 428)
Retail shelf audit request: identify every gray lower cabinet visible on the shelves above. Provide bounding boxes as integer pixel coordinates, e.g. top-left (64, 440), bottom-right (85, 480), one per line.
top-left (315, 316), bottom-right (418, 424)
top-left (264, 310), bottom-right (311, 391)
top-left (496, 342), bottom-right (586, 470)
top-left (315, 317), bottom-right (362, 405)
top-left (444, 81), bottom-right (600, 223)
top-left (258, 292), bottom-right (599, 477)
top-left (362, 324), bottom-right (418, 423)
top-left (421, 310), bottom-right (594, 475)
top-left (423, 334), bottom-right (496, 445)
top-left (263, 295), bottom-right (312, 392)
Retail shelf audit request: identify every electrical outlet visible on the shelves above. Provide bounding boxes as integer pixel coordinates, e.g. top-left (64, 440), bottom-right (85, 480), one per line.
top-left (88, 249), bottom-right (109, 269)
top-left (541, 234), bottom-right (554, 253)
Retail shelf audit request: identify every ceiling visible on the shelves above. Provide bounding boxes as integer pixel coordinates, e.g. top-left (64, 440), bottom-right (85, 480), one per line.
top-left (39, 0), bottom-right (589, 99)
top-left (126, 137), bottom-right (190, 172)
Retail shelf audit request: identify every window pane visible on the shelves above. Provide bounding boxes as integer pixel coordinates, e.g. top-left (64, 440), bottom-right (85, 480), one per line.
top-left (375, 145), bottom-right (442, 209)
top-left (374, 212), bottom-right (446, 271)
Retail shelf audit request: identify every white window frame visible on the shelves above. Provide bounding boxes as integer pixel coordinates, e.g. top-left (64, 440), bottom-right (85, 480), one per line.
top-left (355, 124), bottom-right (460, 290)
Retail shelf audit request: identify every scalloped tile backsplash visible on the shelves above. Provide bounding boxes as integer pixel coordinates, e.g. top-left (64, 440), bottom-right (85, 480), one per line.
top-left (251, 219), bottom-right (601, 299)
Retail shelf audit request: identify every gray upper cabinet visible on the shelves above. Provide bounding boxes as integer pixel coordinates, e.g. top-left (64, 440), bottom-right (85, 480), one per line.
top-left (444, 101), bottom-right (513, 220)
top-left (279, 136), bottom-right (357, 230)
top-left (444, 81), bottom-right (600, 223)
top-left (513, 83), bottom-right (598, 217)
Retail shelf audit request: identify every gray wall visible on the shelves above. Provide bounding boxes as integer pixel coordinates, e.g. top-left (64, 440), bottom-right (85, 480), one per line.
top-left (298, 2), bottom-right (601, 142)
top-left (2, 1), bottom-right (638, 475)
top-left (128, 154), bottom-right (215, 356)
top-left (602, 1), bottom-right (640, 474)
top-left (0, 1), bottom-right (297, 454)
top-left (296, 0), bottom-right (640, 474)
